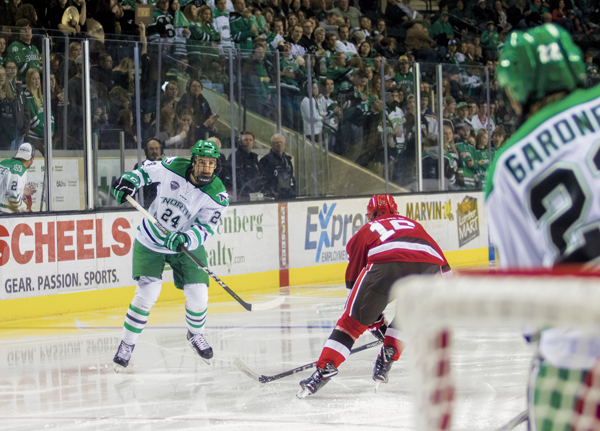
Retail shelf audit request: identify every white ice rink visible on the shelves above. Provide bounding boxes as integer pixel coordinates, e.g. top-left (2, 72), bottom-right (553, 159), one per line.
top-left (0, 285), bottom-right (533, 431)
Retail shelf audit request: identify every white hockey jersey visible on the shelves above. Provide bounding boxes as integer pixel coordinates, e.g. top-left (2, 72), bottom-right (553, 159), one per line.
top-left (485, 85), bottom-right (600, 267)
top-left (486, 85), bottom-right (600, 370)
top-left (0, 159), bottom-right (28, 213)
top-left (130, 157), bottom-right (229, 254)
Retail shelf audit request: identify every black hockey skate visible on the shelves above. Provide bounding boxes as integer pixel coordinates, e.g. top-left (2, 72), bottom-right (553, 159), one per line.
top-left (113, 340), bottom-right (135, 373)
top-left (373, 346), bottom-right (397, 384)
top-left (187, 331), bottom-right (213, 364)
top-left (297, 363), bottom-right (338, 398)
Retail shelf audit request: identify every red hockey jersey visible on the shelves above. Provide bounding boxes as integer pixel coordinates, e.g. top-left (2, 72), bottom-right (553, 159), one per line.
top-left (345, 214), bottom-right (448, 284)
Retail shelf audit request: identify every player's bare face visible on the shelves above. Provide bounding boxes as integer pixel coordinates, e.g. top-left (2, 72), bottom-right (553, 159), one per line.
top-left (191, 157), bottom-right (217, 184)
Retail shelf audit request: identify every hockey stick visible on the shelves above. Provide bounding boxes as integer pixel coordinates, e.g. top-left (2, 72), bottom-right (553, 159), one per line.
top-left (494, 410), bottom-right (528, 431)
top-left (125, 195), bottom-right (285, 312)
top-left (234, 339), bottom-right (383, 383)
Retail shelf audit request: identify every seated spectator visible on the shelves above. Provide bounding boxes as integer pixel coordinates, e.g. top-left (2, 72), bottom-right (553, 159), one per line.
top-left (177, 79), bottom-right (218, 140)
top-left (317, 78), bottom-right (340, 150)
top-left (24, 68), bottom-right (53, 155)
top-left (113, 57), bottom-right (134, 92)
top-left (394, 55), bottom-right (415, 96)
top-left (155, 106), bottom-right (189, 149)
top-left (335, 25), bottom-right (358, 59)
top-left (473, 0), bottom-right (496, 26)
top-left (259, 133), bottom-right (296, 200)
top-left (166, 58), bottom-right (191, 97)
top-left (108, 86), bottom-right (130, 126)
top-left (492, 0), bottom-right (509, 30)
top-left (285, 25), bottom-right (307, 56)
top-left (470, 98), bottom-right (495, 135)
top-left (300, 20), bottom-right (317, 50)
top-left (507, 0), bottom-right (530, 30)
top-left (320, 11), bottom-right (339, 34)
top-left (404, 22), bottom-right (438, 63)
top-left (450, 0), bottom-right (476, 30)
top-left (91, 53), bottom-right (115, 92)
top-left (442, 124), bottom-right (463, 190)
top-left (133, 138), bottom-right (165, 209)
top-left (7, 20), bottom-right (40, 85)
top-left (230, 0), bottom-right (258, 58)
top-left (311, 0), bottom-right (327, 22)
top-left (116, 109), bottom-right (137, 149)
top-left (331, 0), bottom-right (361, 28)
top-left (228, 130), bottom-right (262, 199)
top-left (491, 125), bottom-right (505, 154)
top-left (161, 81), bottom-right (180, 109)
top-left (186, 4), bottom-right (220, 68)
top-left (0, 36), bottom-right (7, 65)
top-left (430, 11), bottom-right (453, 48)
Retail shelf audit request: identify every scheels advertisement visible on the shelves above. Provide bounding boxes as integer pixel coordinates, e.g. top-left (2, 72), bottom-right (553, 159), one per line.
top-left (0, 192), bottom-right (487, 302)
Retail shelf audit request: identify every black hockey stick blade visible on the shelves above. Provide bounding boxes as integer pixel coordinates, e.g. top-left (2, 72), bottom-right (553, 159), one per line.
top-left (495, 410), bottom-right (528, 431)
top-left (125, 195), bottom-right (285, 312)
top-left (235, 339), bottom-right (383, 384)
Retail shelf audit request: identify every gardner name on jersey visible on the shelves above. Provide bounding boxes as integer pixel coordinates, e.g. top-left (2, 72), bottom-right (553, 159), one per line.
top-left (132, 156), bottom-right (229, 254)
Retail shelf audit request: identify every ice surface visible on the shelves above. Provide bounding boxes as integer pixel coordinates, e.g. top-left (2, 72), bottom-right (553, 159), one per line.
top-left (0, 285), bottom-right (532, 431)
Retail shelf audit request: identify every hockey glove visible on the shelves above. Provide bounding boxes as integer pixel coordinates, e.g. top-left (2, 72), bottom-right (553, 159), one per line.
top-left (111, 173), bottom-right (140, 204)
top-left (165, 231), bottom-right (189, 252)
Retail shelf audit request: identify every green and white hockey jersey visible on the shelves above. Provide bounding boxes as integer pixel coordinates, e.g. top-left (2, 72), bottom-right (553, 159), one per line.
top-left (0, 158), bottom-right (28, 213)
top-left (485, 85), bottom-right (600, 268)
top-left (486, 85), bottom-right (600, 371)
top-left (7, 40), bottom-right (41, 83)
top-left (130, 157), bottom-right (229, 254)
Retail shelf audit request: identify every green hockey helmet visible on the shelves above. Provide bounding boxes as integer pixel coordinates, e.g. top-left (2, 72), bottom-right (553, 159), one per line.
top-left (190, 140), bottom-right (221, 186)
top-left (191, 140), bottom-right (220, 159)
top-left (497, 24), bottom-right (586, 106)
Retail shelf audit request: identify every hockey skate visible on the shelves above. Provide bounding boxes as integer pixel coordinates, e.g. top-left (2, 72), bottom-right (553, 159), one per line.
top-left (373, 346), bottom-right (397, 390)
top-left (297, 363), bottom-right (338, 398)
top-left (113, 340), bottom-right (135, 373)
top-left (187, 331), bottom-right (213, 364)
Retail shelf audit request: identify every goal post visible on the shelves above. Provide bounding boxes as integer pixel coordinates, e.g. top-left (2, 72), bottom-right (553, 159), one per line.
top-left (391, 271), bottom-right (600, 431)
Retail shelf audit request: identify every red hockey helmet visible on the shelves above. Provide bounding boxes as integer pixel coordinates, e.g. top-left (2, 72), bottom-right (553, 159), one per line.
top-left (367, 195), bottom-right (398, 221)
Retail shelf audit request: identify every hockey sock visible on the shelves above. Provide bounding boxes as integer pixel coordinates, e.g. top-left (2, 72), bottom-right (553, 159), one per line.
top-left (317, 313), bottom-right (367, 369)
top-left (121, 298), bottom-right (151, 345)
top-left (120, 277), bottom-right (161, 345)
top-left (185, 306), bottom-right (207, 334)
top-left (184, 283), bottom-right (209, 335)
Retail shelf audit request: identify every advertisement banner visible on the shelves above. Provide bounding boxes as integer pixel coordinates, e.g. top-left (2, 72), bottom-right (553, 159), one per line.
top-left (288, 192), bottom-right (488, 269)
top-left (0, 203), bottom-right (280, 301)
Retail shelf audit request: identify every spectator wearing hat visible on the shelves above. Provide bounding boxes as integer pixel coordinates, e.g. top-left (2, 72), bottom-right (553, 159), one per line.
top-left (394, 55), bottom-right (414, 96)
top-left (452, 102), bottom-right (470, 131)
top-left (481, 21), bottom-right (501, 60)
top-left (7, 19), bottom-right (40, 85)
top-left (474, 0), bottom-right (496, 27)
top-left (0, 142), bottom-right (37, 213)
top-left (431, 11), bottom-right (454, 47)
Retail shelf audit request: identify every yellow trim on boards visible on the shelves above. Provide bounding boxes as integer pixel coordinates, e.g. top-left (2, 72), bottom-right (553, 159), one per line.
top-left (0, 270), bottom-right (281, 324)
top-left (0, 248), bottom-right (488, 323)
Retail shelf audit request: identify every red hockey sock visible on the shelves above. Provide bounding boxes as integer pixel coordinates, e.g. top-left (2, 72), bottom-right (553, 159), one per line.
top-left (316, 313), bottom-right (368, 369)
top-left (383, 336), bottom-right (405, 361)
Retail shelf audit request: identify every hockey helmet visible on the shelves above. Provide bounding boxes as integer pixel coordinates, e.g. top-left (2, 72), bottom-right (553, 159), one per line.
top-left (190, 140), bottom-right (221, 186)
top-left (497, 24), bottom-right (586, 106)
top-left (367, 195), bottom-right (398, 221)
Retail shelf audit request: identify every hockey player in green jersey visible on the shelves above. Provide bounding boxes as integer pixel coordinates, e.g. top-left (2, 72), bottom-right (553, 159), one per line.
top-left (110, 140), bottom-right (229, 372)
top-left (487, 24), bottom-right (600, 431)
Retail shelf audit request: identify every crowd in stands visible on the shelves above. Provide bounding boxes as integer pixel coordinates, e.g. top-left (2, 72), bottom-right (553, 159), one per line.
top-left (1, 0), bottom-right (599, 197)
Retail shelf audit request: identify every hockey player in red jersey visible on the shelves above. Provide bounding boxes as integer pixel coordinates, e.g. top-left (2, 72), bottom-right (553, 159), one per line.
top-left (297, 194), bottom-right (451, 398)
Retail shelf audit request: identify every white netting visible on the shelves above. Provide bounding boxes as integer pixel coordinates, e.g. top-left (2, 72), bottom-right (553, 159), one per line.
top-left (391, 272), bottom-right (600, 431)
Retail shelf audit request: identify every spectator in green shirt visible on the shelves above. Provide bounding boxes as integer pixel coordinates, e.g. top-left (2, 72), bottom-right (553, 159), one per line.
top-left (7, 19), bottom-right (40, 85)
top-left (430, 11), bottom-right (454, 47)
top-left (481, 21), bottom-right (501, 60)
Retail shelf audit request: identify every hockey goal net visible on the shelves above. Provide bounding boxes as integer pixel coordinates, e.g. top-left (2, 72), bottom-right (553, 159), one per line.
top-left (391, 269), bottom-right (600, 431)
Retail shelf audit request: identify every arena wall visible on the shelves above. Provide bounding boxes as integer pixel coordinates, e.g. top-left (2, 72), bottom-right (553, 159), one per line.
top-left (0, 192), bottom-right (488, 322)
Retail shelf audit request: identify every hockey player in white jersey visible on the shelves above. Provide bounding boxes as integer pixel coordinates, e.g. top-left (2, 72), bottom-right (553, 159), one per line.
top-left (110, 140), bottom-right (229, 372)
top-left (487, 24), bottom-right (600, 431)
